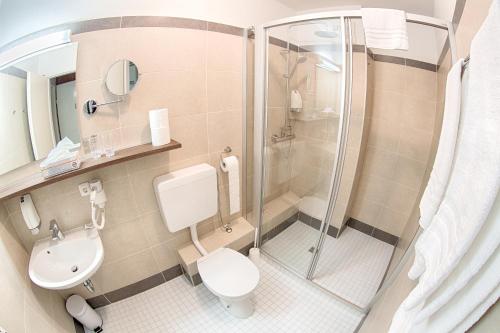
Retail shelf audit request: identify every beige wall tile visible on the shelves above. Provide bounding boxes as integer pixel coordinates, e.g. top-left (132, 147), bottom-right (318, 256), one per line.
top-left (373, 61), bottom-right (405, 92)
top-left (393, 157), bottom-right (427, 189)
top-left (384, 182), bottom-right (418, 214)
top-left (141, 210), bottom-right (185, 246)
top-left (376, 208), bottom-right (409, 236)
top-left (118, 28), bottom-right (207, 74)
top-left (94, 249), bottom-right (158, 293)
top-left (122, 70), bottom-right (207, 124)
top-left (169, 114), bottom-right (209, 162)
top-left (350, 61), bottom-right (437, 235)
top-left (371, 89), bottom-right (403, 121)
top-left (404, 66), bottom-right (437, 101)
top-left (73, 29), bottom-right (125, 83)
top-left (119, 124), bottom-right (152, 148)
top-left (207, 32), bottom-right (243, 72)
top-left (397, 125), bottom-right (433, 162)
top-left (0, 284), bottom-right (25, 333)
top-left (151, 231), bottom-right (192, 271)
top-left (102, 178), bottom-right (141, 225)
top-left (207, 70), bottom-right (243, 113)
top-left (367, 116), bottom-right (400, 152)
top-left (361, 147), bottom-right (399, 180)
top-left (101, 218), bottom-right (150, 264)
top-left (207, 111), bottom-right (242, 153)
top-left (350, 198), bottom-right (383, 225)
top-left (401, 96), bottom-right (436, 131)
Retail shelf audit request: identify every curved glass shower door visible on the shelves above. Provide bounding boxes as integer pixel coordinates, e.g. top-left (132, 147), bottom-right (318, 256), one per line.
top-left (259, 18), bottom-right (346, 277)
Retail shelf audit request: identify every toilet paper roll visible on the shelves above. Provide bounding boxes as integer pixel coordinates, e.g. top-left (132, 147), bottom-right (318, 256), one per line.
top-left (220, 156), bottom-right (240, 215)
top-left (149, 108), bottom-right (169, 128)
top-left (150, 127), bottom-right (171, 146)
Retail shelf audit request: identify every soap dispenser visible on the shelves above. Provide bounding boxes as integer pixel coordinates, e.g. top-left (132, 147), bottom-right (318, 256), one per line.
top-left (20, 194), bottom-right (41, 235)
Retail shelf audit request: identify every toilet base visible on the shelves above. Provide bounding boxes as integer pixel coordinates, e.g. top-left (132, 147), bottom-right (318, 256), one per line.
top-left (219, 296), bottom-right (254, 318)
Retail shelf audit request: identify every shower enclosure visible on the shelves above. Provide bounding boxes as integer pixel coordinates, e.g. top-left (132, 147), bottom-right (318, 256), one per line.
top-left (250, 10), bottom-right (457, 312)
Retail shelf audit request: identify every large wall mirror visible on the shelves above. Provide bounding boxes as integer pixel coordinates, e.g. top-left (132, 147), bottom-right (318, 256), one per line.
top-left (0, 42), bottom-right (79, 175)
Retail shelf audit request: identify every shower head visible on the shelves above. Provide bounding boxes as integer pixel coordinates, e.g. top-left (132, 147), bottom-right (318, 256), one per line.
top-left (284, 54), bottom-right (307, 79)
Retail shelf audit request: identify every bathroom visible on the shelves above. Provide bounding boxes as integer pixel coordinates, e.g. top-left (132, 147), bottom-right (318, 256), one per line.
top-left (0, 0), bottom-right (498, 332)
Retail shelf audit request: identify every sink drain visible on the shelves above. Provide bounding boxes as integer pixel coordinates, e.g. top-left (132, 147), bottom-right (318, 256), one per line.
top-left (71, 266), bottom-right (79, 273)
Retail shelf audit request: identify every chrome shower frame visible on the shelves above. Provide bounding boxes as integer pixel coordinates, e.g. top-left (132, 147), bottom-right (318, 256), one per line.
top-left (252, 9), bottom-right (458, 313)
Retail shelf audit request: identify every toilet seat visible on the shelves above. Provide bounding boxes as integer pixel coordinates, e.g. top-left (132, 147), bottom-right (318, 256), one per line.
top-left (197, 248), bottom-right (260, 299)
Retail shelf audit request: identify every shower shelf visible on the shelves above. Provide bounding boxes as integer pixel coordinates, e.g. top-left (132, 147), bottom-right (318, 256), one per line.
top-left (291, 113), bottom-right (339, 122)
top-left (0, 140), bottom-right (182, 200)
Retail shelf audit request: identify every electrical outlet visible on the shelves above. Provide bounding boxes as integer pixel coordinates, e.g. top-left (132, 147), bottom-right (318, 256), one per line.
top-left (0, 326), bottom-right (8, 333)
top-left (78, 182), bottom-right (90, 196)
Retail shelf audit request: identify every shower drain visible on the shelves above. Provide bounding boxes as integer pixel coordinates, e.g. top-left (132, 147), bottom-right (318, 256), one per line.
top-left (71, 265), bottom-right (79, 273)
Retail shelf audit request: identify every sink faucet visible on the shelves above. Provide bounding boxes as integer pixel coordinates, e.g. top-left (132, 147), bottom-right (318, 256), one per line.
top-left (49, 220), bottom-right (65, 241)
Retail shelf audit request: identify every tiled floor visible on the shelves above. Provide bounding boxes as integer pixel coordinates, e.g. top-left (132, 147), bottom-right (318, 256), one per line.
top-left (262, 221), bottom-right (394, 308)
top-left (91, 255), bottom-right (364, 333)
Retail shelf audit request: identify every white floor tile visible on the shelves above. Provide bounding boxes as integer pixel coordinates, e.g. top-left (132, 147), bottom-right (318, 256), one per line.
top-left (262, 221), bottom-right (394, 308)
top-left (92, 255), bottom-right (364, 333)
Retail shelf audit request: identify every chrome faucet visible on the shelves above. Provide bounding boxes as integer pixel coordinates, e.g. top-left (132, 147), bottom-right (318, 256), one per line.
top-left (49, 220), bottom-right (65, 241)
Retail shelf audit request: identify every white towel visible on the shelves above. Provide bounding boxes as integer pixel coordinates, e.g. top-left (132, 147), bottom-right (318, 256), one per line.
top-left (361, 8), bottom-right (409, 50)
top-left (39, 137), bottom-right (80, 169)
top-left (413, 202), bottom-right (500, 331)
top-left (389, 1), bottom-right (500, 331)
top-left (416, 59), bottom-right (463, 232)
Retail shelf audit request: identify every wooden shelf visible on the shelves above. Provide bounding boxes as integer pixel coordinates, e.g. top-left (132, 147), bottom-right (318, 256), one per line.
top-left (0, 140), bottom-right (181, 200)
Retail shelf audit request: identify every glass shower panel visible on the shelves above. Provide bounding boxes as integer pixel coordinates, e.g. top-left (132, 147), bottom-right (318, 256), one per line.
top-left (260, 18), bottom-right (345, 277)
top-left (309, 20), bottom-right (449, 310)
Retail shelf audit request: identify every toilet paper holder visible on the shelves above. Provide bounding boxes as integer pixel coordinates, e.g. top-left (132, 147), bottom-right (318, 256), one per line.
top-left (220, 146), bottom-right (233, 168)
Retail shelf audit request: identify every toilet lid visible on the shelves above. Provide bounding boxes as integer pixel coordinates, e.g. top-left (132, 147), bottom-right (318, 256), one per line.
top-left (197, 248), bottom-right (260, 298)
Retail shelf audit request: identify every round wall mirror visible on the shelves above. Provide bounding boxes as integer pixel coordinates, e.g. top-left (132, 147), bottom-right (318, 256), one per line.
top-left (105, 59), bottom-right (139, 96)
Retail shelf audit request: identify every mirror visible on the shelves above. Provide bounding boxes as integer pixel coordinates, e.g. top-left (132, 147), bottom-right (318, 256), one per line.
top-left (105, 59), bottom-right (139, 96)
top-left (0, 42), bottom-right (79, 175)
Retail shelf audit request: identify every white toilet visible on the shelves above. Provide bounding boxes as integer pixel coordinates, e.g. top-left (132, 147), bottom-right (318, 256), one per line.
top-left (154, 163), bottom-right (260, 318)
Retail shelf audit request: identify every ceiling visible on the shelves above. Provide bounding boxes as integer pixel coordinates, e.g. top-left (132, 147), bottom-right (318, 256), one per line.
top-left (276, 0), bottom-right (435, 16)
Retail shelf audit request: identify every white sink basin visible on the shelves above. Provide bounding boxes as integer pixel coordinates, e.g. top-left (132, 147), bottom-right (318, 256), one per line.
top-left (29, 227), bottom-right (104, 290)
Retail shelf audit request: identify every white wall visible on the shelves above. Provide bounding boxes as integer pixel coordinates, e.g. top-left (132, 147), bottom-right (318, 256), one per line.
top-left (0, 72), bottom-right (32, 174)
top-left (0, 0), bottom-right (295, 47)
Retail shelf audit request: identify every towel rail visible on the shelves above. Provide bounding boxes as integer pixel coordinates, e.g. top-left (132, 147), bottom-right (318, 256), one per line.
top-left (463, 55), bottom-right (470, 68)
